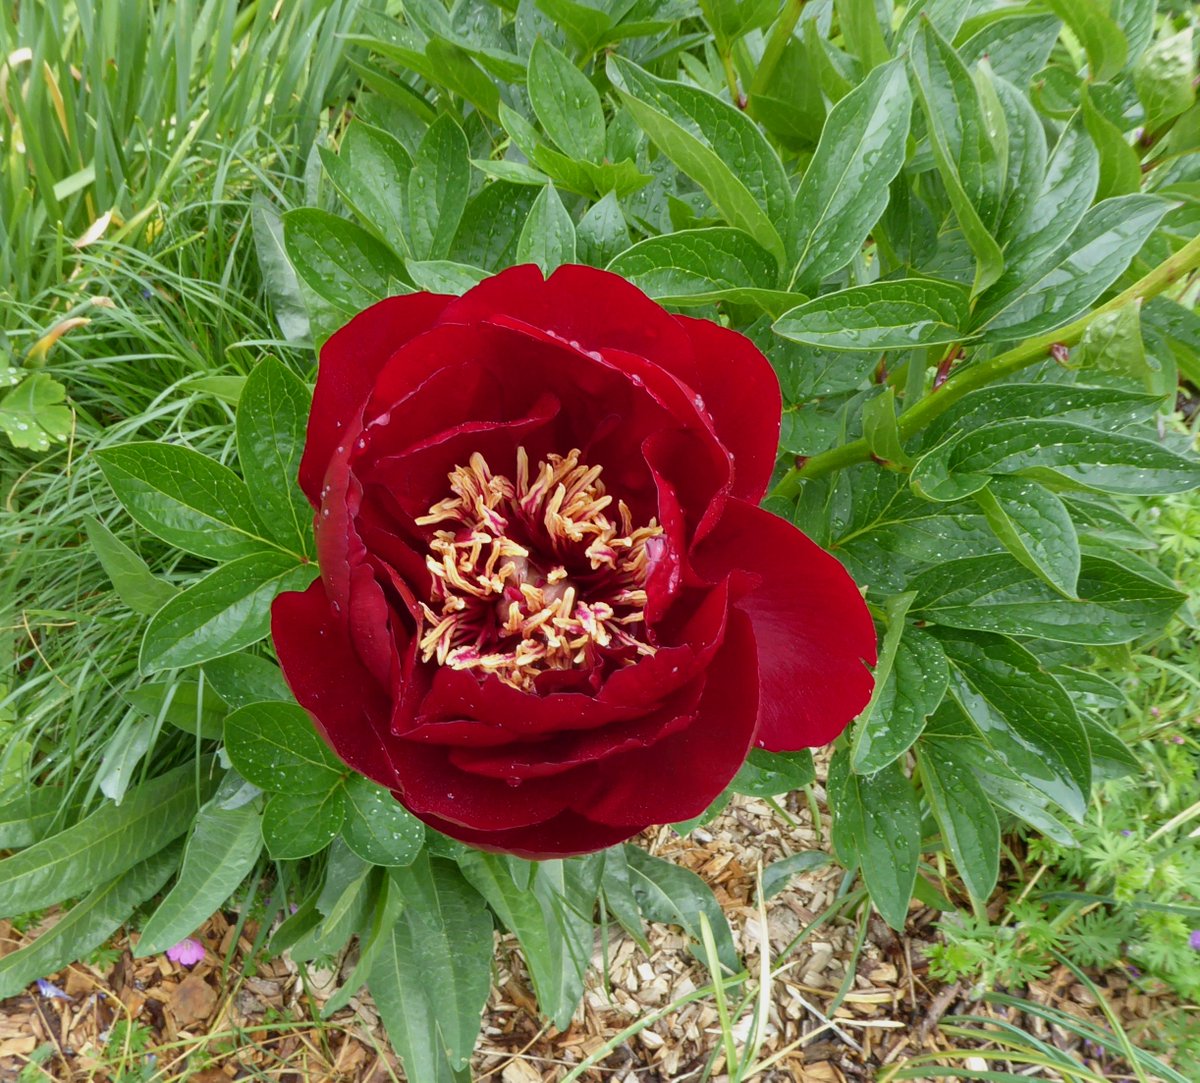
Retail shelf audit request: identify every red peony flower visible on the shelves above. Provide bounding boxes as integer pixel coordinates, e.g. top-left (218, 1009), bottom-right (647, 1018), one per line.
top-left (271, 265), bottom-right (876, 858)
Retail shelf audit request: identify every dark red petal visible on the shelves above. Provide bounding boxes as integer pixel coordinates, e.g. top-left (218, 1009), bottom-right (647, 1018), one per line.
top-left (299, 292), bottom-right (452, 505)
top-left (583, 608), bottom-right (760, 827)
top-left (440, 264), bottom-right (696, 377)
top-left (673, 315), bottom-right (782, 503)
top-left (414, 807), bottom-right (640, 860)
top-left (693, 500), bottom-right (877, 751)
top-left (271, 579), bottom-right (397, 786)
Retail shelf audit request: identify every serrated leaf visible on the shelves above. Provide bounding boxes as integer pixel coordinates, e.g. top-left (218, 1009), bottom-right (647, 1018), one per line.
top-left (624, 845), bottom-right (738, 973)
top-left (516, 182), bottom-right (576, 273)
top-left (95, 443), bottom-right (270, 562)
top-left (236, 358), bottom-right (313, 555)
top-left (136, 803), bottom-right (263, 956)
top-left (918, 739), bottom-right (1000, 901)
top-left (606, 227), bottom-right (783, 308)
top-left (0, 761), bottom-right (214, 915)
top-left (263, 787), bottom-right (345, 860)
top-left (0, 373), bottom-right (72, 451)
top-left (224, 701), bottom-right (344, 793)
top-left (828, 752), bottom-right (920, 931)
top-left (528, 37), bottom-right (605, 162)
top-left (140, 554), bottom-right (316, 674)
top-left (372, 855), bottom-right (492, 1075)
top-left (282, 208), bottom-right (407, 313)
top-left (0, 846), bottom-right (180, 1000)
top-left (774, 278), bottom-right (970, 350)
top-left (934, 628), bottom-right (1090, 820)
top-left (790, 59), bottom-right (912, 290)
top-left (606, 54), bottom-right (788, 261)
top-left (409, 115), bottom-right (471, 261)
top-left (84, 516), bottom-right (177, 616)
top-left (341, 774), bottom-right (424, 866)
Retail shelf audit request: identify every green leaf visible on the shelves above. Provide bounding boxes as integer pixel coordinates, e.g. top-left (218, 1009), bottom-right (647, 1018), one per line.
top-left (405, 259), bottom-right (489, 294)
top-left (912, 552), bottom-right (1186, 645)
top-left (136, 802), bottom-right (263, 956)
top-left (0, 760), bottom-right (214, 915)
top-left (126, 678), bottom-right (227, 741)
top-left (911, 418), bottom-right (1200, 501)
top-left (84, 516), bottom-right (177, 616)
top-left (140, 554), bottom-right (316, 674)
top-left (341, 774), bottom-right (424, 867)
top-left (761, 852), bottom-right (830, 901)
top-left (606, 54), bottom-right (789, 262)
top-left (834, 0), bottom-right (891, 70)
top-left (1081, 714), bottom-right (1139, 781)
top-left (236, 358), bottom-right (313, 555)
top-left (959, 13), bottom-right (1062, 89)
top-left (624, 845), bottom-right (739, 973)
top-left (1134, 27), bottom-right (1195, 133)
top-left (599, 846), bottom-right (648, 951)
top-left (701, 0), bottom-right (778, 53)
top-left (95, 442), bottom-right (270, 562)
top-left (917, 739), bottom-right (1000, 901)
top-left (202, 653), bottom-right (292, 710)
top-left (321, 872), bottom-right (405, 1018)
top-left (263, 786), bottom-right (346, 860)
top-left (321, 121), bottom-right (413, 258)
top-left (910, 18), bottom-right (1005, 294)
top-left (974, 477), bottom-right (1080, 597)
top-left (978, 195), bottom-right (1168, 340)
top-left (0, 845), bottom-right (180, 1000)
top-left (862, 387), bottom-right (912, 468)
top-left (606, 227), bottom-right (783, 308)
top-left (1043, 0), bottom-right (1126, 81)
top-left (251, 195), bottom-right (310, 342)
top-left (372, 855), bottom-right (493, 1075)
top-left (0, 788), bottom-right (74, 849)
top-left (934, 629), bottom-right (1090, 819)
top-left (828, 753), bottom-right (920, 931)
top-left (528, 37), bottom-right (606, 162)
top-left (516, 182), bottom-right (576, 274)
top-left (293, 843), bottom-right (375, 963)
top-left (224, 701), bottom-right (345, 794)
top-left (408, 115), bottom-right (471, 262)
top-left (851, 595), bottom-right (948, 774)
top-left (790, 59), bottom-right (912, 290)
top-left (1076, 300), bottom-right (1153, 387)
top-left (730, 749), bottom-right (815, 797)
top-left (282, 208), bottom-right (407, 313)
top-left (0, 373), bottom-right (72, 451)
top-left (450, 181), bottom-right (539, 270)
top-left (577, 192), bottom-right (630, 268)
top-left (774, 278), bottom-right (971, 351)
top-left (997, 117), bottom-right (1099, 283)
top-left (1081, 87), bottom-right (1141, 202)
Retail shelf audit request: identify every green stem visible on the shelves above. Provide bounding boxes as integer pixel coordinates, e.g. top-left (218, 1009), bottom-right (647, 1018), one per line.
top-left (749, 0), bottom-right (806, 99)
top-left (771, 231), bottom-right (1200, 498)
top-left (720, 50), bottom-right (744, 108)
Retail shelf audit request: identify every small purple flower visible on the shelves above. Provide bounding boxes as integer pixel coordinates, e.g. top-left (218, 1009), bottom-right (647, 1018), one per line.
top-left (1121, 829), bottom-right (1133, 837)
top-left (1125, 963), bottom-right (1142, 978)
top-left (1172, 735), bottom-right (1186, 745)
top-left (166, 937), bottom-right (205, 967)
top-left (1189, 930), bottom-right (1200, 951)
top-left (36, 978), bottom-right (71, 1001)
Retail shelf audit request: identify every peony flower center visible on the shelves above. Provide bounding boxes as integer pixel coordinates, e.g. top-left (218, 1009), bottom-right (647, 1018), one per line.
top-left (414, 448), bottom-right (662, 691)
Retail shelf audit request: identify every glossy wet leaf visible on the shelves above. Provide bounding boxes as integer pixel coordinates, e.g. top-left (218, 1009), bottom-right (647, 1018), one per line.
top-left (528, 37), bottom-right (605, 162)
top-left (320, 121), bottom-right (413, 257)
top-left (774, 278), bottom-right (970, 350)
top-left (202, 653), bottom-right (292, 710)
top-left (283, 208), bottom-right (408, 313)
top-left (516, 182), bottom-right (576, 274)
top-left (136, 802), bottom-right (263, 956)
top-left (224, 701), bottom-right (345, 793)
top-left (95, 442), bottom-right (270, 562)
top-left (1043, 0), bottom-right (1126, 81)
top-left (730, 749), bottom-right (815, 797)
top-left (576, 192), bottom-right (630, 268)
top-left (140, 554), bottom-right (317, 673)
top-left (828, 752), bottom-right (920, 931)
top-left (341, 774), bottom-right (424, 866)
top-left (790, 60), bottom-right (912, 290)
top-left (263, 787), bottom-right (346, 860)
top-left (1133, 26), bottom-right (1194, 132)
top-left (408, 115), bottom-right (471, 262)
top-left (85, 515), bottom-right (177, 616)
top-left (236, 358), bottom-right (313, 554)
top-left (0, 373), bottom-right (71, 451)
top-left (974, 477), bottom-right (1080, 597)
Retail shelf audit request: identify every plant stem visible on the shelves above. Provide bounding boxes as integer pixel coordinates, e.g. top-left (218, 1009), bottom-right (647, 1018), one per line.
top-left (720, 50), bottom-right (744, 108)
top-left (771, 231), bottom-right (1200, 498)
top-left (750, 0), bottom-right (806, 99)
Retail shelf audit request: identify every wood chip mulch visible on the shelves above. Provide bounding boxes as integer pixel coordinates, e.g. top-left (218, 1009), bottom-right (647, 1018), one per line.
top-left (0, 771), bottom-right (1186, 1082)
